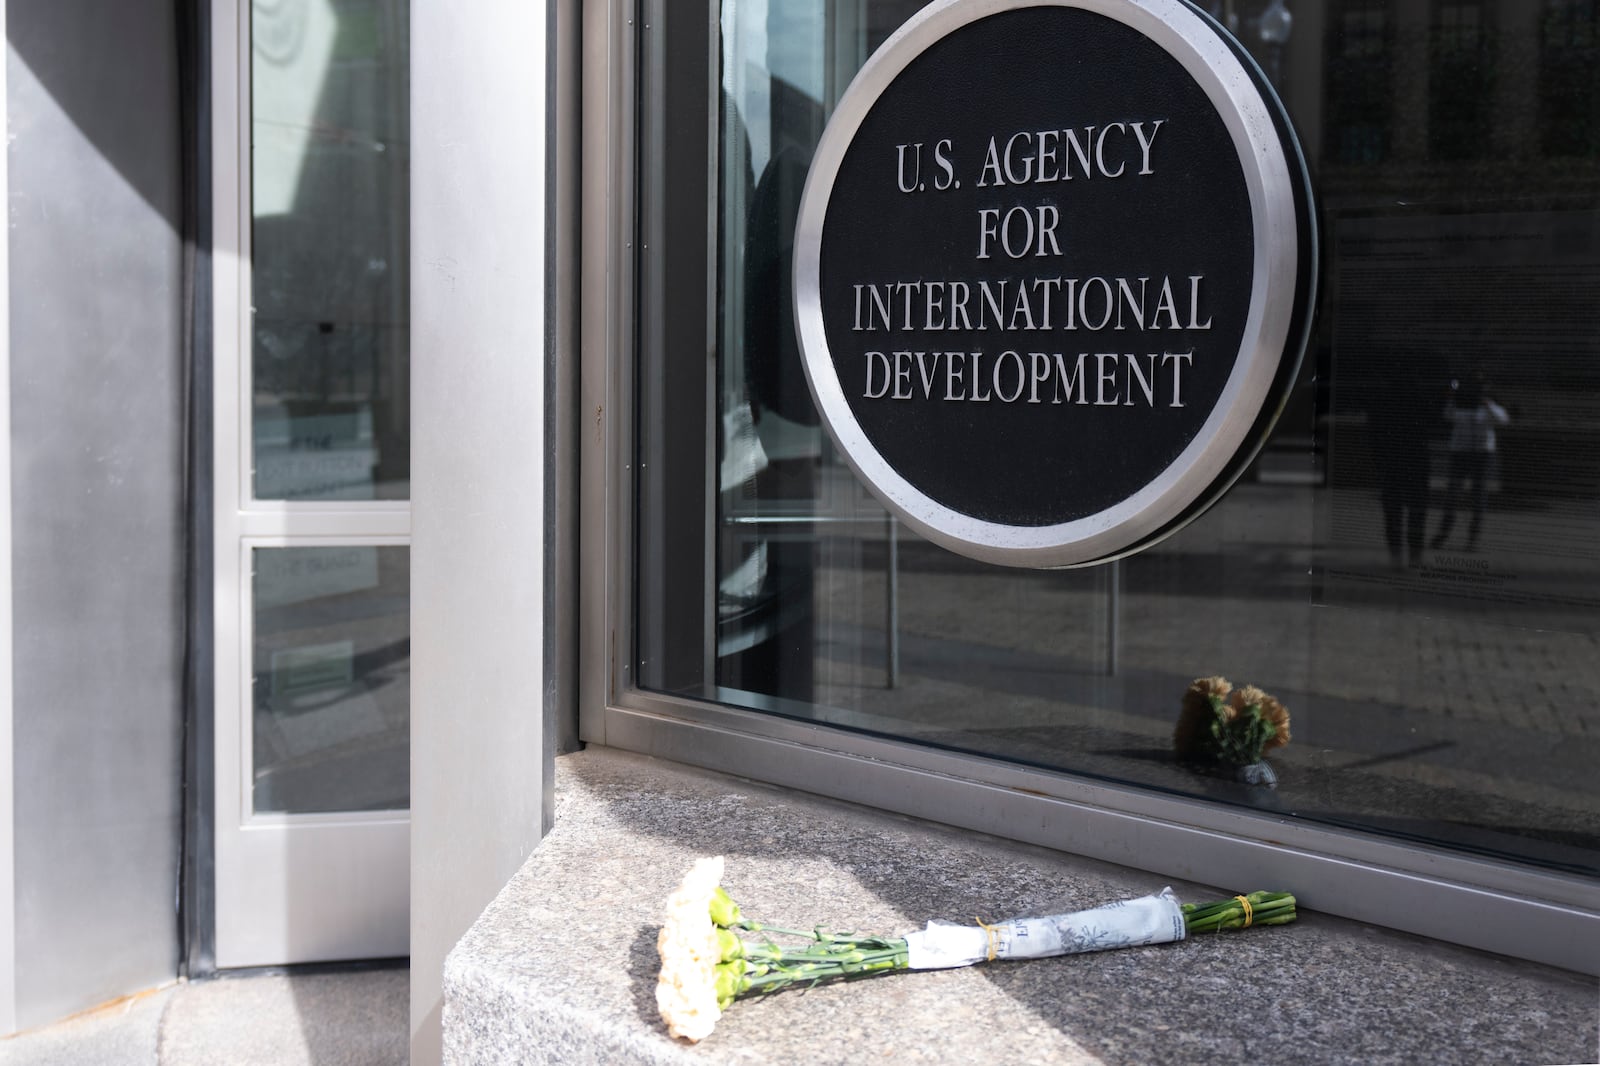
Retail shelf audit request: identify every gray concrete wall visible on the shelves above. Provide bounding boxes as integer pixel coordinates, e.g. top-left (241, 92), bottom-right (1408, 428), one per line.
top-left (6, 0), bottom-right (184, 1028)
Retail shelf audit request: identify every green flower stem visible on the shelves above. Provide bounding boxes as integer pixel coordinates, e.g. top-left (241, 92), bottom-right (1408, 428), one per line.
top-left (744, 941), bottom-right (908, 967)
top-left (720, 927), bottom-right (911, 1000)
top-left (1182, 891), bottom-right (1297, 933)
top-left (740, 949), bottom-right (910, 994)
top-left (709, 889), bottom-right (1298, 1009)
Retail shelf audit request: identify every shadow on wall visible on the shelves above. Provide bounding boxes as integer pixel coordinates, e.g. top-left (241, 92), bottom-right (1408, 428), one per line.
top-left (7, 0), bottom-right (184, 230)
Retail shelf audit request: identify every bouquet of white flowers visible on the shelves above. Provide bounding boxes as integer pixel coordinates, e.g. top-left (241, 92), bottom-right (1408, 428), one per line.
top-left (656, 856), bottom-right (1296, 1042)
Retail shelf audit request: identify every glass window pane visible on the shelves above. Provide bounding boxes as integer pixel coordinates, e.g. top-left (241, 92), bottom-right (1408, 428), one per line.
top-left (252, 546), bottom-right (409, 813)
top-left (636, 0), bottom-right (1600, 879)
top-left (251, 0), bottom-right (410, 500)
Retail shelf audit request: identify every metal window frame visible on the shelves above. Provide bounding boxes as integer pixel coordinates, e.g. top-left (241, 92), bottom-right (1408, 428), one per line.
top-left (577, 0), bottom-right (1600, 976)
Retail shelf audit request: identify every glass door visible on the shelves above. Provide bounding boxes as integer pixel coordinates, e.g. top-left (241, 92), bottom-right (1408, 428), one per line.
top-left (211, 0), bottom-right (410, 967)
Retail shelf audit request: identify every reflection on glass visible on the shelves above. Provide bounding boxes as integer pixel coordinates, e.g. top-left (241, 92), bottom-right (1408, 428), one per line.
top-left (638, 0), bottom-right (1600, 881)
top-left (252, 546), bottom-right (409, 813)
top-left (251, 0), bottom-right (410, 500)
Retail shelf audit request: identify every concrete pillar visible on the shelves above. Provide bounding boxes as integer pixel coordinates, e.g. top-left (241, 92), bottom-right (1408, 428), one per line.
top-left (410, 1), bottom-right (549, 1060)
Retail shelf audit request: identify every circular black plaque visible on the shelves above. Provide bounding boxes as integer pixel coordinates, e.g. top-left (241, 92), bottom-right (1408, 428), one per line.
top-left (794, 0), bottom-right (1316, 568)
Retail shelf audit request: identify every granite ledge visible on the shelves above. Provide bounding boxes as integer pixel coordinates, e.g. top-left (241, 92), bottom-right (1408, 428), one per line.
top-left (442, 747), bottom-right (1598, 1066)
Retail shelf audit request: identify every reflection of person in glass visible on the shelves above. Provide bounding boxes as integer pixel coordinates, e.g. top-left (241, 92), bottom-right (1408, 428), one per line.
top-left (1430, 371), bottom-right (1509, 551)
top-left (1367, 356), bottom-right (1435, 570)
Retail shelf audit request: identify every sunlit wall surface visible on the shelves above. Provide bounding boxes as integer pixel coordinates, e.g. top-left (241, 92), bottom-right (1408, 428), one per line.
top-left (638, 0), bottom-right (1600, 879)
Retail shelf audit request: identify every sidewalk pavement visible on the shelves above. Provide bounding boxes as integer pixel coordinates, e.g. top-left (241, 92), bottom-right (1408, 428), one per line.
top-left (0, 967), bottom-right (406, 1066)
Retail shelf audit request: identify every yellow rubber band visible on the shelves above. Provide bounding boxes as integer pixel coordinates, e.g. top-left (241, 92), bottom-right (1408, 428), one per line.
top-left (1235, 895), bottom-right (1253, 928)
top-left (974, 917), bottom-right (1000, 961)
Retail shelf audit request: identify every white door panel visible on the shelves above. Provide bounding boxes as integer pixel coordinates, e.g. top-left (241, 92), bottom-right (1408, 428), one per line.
top-left (212, 0), bottom-right (411, 967)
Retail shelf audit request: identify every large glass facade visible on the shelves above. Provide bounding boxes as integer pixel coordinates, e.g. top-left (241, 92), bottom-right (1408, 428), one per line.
top-left (635, 0), bottom-right (1600, 882)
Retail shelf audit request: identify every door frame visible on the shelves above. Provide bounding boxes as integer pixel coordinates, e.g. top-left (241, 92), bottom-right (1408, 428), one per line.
top-left (209, 0), bottom-right (410, 968)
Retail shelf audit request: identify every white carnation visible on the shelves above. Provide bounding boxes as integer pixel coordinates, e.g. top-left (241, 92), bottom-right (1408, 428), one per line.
top-left (656, 856), bottom-right (726, 1042)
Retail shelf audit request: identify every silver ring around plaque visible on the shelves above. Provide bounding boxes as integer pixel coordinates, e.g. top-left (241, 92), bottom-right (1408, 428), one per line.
top-left (792, 0), bottom-right (1317, 569)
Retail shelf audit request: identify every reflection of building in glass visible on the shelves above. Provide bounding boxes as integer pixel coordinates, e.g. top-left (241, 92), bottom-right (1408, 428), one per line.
top-left (1300, 0), bottom-right (1600, 177)
top-left (1324, 0), bottom-right (1391, 164)
top-left (1430, 0), bottom-right (1492, 161)
top-left (1309, 3), bottom-right (1600, 628)
top-left (1231, 0), bottom-right (1600, 489)
top-left (251, 0), bottom-right (411, 501)
top-left (1541, 0), bottom-right (1600, 157)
